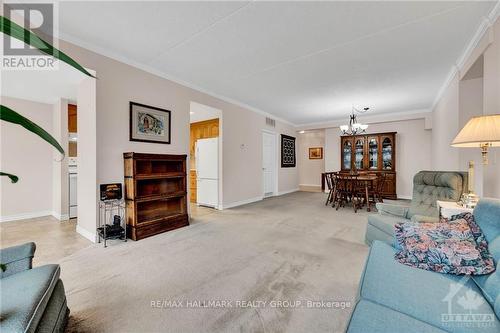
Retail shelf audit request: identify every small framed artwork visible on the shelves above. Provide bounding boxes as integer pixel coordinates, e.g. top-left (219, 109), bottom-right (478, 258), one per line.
top-left (130, 102), bottom-right (171, 144)
top-left (281, 134), bottom-right (296, 168)
top-left (309, 147), bottom-right (323, 159)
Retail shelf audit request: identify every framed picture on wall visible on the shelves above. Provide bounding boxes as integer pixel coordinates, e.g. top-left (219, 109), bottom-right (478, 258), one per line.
top-left (309, 147), bottom-right (323, 159)
top-left (281, 134), bottom-right (296, 167)
top-left (130, 102), bottom-right (171, 144)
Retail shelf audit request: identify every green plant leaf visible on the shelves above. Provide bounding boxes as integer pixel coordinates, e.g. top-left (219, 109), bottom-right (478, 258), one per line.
top-left (1, 105), bottom-right (64, 156)
top-left (0, 15), bottom-right (95, 78)
top-left (0, 172), bottom-right (19, 183)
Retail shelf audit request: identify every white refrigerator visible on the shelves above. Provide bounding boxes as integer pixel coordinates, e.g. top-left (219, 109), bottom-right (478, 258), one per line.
top-left (196, 138), bottom-right (219, 208)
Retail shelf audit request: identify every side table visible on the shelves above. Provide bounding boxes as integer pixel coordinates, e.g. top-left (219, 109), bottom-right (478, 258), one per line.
top-left (436, 200), bottom-right (474, 219)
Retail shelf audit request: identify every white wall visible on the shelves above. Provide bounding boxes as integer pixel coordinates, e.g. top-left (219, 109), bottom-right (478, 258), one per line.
top-left (0, 96), bottom-right (55, 221)
top-left (76, 74), bottom-right (97, 241)
top-left (57, 38), bottom-right (298, 235)
top-left (432, 17), bottom-right (500, 198)
top-left (458, 77), bottom-right (484, 196)
top-left (298, 130), bottom-right (325, 187)
top-left (52, 99), bottom-right (69, 220)
top-left (324, 118), bottom-right (432, 199)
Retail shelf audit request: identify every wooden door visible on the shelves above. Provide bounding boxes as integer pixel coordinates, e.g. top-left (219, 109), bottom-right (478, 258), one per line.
top-left (353, 136), bottom-right (365, 171)
top-left (341, 137), bottom-right (354, 171)
top-left (366, 136), bottom-right (380, 171)
top-left (380, 134), bottom-right (395, 171)
top-left (68, 104), bottom-right (77, 132)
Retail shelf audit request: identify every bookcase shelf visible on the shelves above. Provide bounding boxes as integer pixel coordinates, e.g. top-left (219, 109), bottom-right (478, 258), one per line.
top-left (124, 152), bottom-right (189, 240)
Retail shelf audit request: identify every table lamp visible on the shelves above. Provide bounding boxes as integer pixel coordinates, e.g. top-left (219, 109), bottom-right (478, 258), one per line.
top-left (451, 114), bottom-right (500, 208)
top-left (451, 114), bottom-right (500, 165)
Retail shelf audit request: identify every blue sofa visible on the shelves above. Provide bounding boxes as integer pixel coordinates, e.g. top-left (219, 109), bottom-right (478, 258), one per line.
top-left (347, 198), bottom-right (500, 333)
top-left (0, 242), bottom-right (69, 333)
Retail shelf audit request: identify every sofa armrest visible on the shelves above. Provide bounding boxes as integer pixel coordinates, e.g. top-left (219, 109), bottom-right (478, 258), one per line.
top-left (410, 215), bottom-right (440, 223)
top-left (375, 203), bottom-right (409, 218)
top-left (0, 242), bottom-right (36, 278)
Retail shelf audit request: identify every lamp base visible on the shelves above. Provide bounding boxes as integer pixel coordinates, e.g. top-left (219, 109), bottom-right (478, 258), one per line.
top-left (460, 193), bottom-right (479, 209)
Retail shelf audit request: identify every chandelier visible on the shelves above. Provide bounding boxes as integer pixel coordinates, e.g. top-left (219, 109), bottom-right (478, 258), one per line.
top-left (340, 106), bottom-right (369, 135)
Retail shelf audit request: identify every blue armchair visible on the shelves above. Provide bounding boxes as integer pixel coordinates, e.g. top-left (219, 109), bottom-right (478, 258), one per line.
top-left (365, 171), bottom-right (468, 246)
top-left (0, 243), bottom-right (69, 333)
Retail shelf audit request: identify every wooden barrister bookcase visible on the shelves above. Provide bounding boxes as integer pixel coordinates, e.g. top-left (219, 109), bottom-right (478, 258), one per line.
top-left (124, 153), bottom-right (189, 240)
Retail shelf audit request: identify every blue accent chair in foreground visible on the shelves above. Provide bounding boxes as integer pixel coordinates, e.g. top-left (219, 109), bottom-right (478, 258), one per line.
top-left (0, 242), bottom-right (69, 333)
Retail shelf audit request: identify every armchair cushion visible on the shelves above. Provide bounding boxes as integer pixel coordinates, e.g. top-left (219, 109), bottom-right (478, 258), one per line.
top-left (366, 214), bottom-right (407, 246)
top-left (0, 264), bottom-right (60, 333)
top-left (375, 202), bottom-right (409, 218)
top-left (410, 215), bottom-right (440, 223)
top-left (0, 242), bottom-right (35, 278)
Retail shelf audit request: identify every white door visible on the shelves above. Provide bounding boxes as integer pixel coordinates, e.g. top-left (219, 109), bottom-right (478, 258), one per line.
top-left (262, 131), bottom-right (276, 197)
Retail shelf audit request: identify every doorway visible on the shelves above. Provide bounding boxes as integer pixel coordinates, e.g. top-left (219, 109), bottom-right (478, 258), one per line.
top-left (189, 102), bottom-right (222, 210)
top-left (262, 130), bottom-right (277, 197)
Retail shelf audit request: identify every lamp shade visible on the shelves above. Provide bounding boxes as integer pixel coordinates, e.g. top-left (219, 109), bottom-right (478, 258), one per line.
top-left (451, 114), bottom-right (500, 147)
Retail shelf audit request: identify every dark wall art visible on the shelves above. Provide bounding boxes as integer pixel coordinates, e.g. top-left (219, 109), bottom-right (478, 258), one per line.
top-left (281, 134), bottom-right (296, 168)
top-left (130, 102), bottom-right (171, 144)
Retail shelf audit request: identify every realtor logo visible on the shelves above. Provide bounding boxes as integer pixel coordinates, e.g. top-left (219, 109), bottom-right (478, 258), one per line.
top-left (441, 276), bottom-right (496, 329)
top-left (2, 2), bottom-right (57, 70)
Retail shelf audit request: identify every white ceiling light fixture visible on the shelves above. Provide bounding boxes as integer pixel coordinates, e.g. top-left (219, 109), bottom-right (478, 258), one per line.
top-left (340, 106), bottom-right (369, 135)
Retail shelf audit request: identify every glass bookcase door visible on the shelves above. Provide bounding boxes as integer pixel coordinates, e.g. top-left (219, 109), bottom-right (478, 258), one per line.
top-left (368, 138), bottom-right (378, 170)
top-left (382, 137), bottom-right (393, 170)
top-left (355, 138), bottom-right (364, 170)
top-left (343, 140), bottom-right (352, 170)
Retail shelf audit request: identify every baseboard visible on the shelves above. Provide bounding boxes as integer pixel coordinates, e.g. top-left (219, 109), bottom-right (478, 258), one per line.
top-left (397, 195), bottom-right (412, 200)
top-left (222, 196), bottom-right (263, 209)
top-left (0, 210), bottom-right (53, 223)
top-left (299, 184), bottom-right (321, 187)
top-left (222, 188), bottom-right (299, 209)
top-left (76, 225), bottom-right (96, 243)
top-left (51, 212), bottom-right (70, 221)
top-left (277, 188), bottom-right (299, 196)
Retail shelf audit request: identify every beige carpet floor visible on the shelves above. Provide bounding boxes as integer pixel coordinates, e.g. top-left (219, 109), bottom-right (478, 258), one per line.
top-left (61, 192), bottom-right (371, 333)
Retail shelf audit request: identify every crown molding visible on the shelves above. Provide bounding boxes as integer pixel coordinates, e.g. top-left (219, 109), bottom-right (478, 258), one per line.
top-left (57, 32), bottom-right (296, 127)
top-left (296, 108), bottom-right (432, 131)
top-left (431, 2), bottom-right (500, 111)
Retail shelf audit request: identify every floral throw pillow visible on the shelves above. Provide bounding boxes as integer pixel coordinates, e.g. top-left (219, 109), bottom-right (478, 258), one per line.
top-left (394, 213), bottom-right (495, 275)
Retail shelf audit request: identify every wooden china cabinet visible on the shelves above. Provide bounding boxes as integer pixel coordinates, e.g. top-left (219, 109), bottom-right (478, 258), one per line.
top-left (340, 132), bottom-right (397, 199)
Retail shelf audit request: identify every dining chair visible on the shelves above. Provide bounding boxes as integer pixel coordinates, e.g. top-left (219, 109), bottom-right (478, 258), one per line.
top-left (335, 174), bottom-right (360, 213)
top-left (324, 172), bottom-right (336, 206)
top-left (374, 173), bottom-right (387, 203)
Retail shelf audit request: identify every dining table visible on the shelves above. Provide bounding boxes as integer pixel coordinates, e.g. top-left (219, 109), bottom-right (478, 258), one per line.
top-left (328, 173), bottom-right (378, 212)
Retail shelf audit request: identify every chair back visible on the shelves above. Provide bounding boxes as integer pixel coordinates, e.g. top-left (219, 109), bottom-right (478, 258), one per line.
top-left (376, 173), bottom-right (386, 194)
top-left (408, 171), bottom-right (468, 218)
top-left (324, 172), bottom-right (335, 191)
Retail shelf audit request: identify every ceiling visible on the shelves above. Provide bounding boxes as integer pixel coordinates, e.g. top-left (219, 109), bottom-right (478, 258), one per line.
top-left (1, 61), bottom-right (83, 104)
top-left (58, 1), bottom-right (498, 125)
